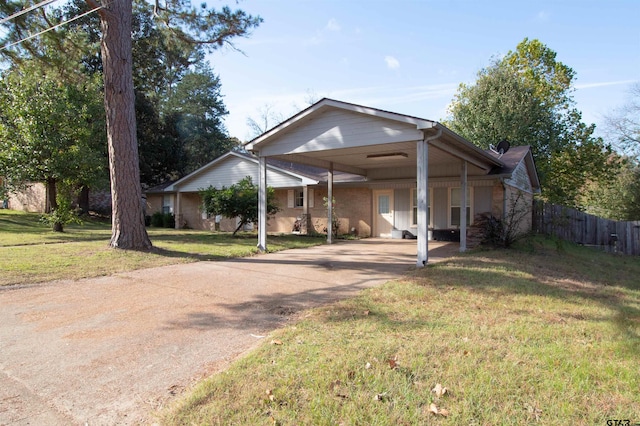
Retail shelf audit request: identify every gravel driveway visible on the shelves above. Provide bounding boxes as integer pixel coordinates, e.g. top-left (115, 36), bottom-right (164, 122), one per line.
top-left (0, 239), bottom-right (456, 425)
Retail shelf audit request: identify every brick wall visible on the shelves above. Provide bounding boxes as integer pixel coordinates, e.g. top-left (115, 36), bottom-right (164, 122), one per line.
top-left (269, 187), bottom-right (372, 237)
top-left (7, 183), bottom-right (46, 212)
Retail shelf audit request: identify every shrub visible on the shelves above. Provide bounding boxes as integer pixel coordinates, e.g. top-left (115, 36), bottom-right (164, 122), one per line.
top-left (162, 213), bottom-right (175, 228)
top-left (150, 212), bottom-right (164, 227)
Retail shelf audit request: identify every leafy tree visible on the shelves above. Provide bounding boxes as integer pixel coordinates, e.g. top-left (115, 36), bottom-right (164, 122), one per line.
top-left (580, 156), bottom-right (640, 220)
top-left (0, 64), bottom-right (106, 231)
top-left (446, 38), bottom-right (613, 209)
top-left (1, 0), bottom-right (261, 249)
top-left (61, 0), bottom-right (241, 187)
top-left (200, 177), bottom-right (280, 236)
top-left (164, 64), bottom-right (238, 174)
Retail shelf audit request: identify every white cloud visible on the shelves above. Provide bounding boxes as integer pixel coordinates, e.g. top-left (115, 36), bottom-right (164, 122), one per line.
top-left (385, 56), bottom-right (400, 70)
top-left (326, 18), bottom-right (341, 32)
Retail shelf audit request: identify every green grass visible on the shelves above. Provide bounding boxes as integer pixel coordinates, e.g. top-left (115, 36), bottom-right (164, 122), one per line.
top-left (0, 210), bottom-right (325, 286)
top-left (161, 236), bottom-right (640, 425)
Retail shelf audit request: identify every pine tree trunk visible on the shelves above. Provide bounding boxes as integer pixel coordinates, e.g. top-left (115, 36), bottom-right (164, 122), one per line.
top-left (98, 0), bottom-right (152, 250)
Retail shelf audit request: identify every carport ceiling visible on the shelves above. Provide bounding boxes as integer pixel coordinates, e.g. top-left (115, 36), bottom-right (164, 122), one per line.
top-left (266, 138), bottom-right (490, 177)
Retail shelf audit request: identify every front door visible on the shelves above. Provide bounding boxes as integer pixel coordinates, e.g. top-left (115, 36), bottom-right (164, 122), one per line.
top-left (374, 190), bottom-right (394, 237)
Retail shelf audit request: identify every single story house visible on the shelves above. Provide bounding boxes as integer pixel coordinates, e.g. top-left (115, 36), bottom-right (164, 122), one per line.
top-left (147, 98), bottom-right (540, 266)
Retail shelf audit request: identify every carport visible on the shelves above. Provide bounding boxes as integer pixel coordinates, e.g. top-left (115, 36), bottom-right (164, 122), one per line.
top-left (245, 98), bottom-right (504, 267)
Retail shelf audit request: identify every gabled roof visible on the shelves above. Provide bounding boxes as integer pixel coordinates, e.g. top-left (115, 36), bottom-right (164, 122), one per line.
top-left (246, 98), bottom-right (438, 147)
top-left (245, 98), bottom-right (504, 175)
top-left (487, 145), bottom-right (541, 192)
top-left (148, 151), bottom-right (319, 194)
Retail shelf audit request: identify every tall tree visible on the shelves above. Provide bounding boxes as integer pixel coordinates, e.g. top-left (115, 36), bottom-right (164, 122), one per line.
top-left (446, 38), bottom-right (613, 208)
top-left (2, 0), bottom-right (261, 249)
top-left (164, 64), bottom-right (237, 174)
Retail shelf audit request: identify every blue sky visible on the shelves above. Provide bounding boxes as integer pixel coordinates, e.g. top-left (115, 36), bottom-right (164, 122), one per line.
top-left (207, 0), bottom-right (639, 142)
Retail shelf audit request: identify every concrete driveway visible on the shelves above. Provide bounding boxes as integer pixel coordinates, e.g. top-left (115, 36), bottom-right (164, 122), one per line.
top-left (0, 239), bottom-right (457, 425)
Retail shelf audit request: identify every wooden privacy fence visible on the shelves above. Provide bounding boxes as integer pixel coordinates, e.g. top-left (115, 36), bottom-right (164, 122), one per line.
top-left (533, 202), bottom-right (640, 256)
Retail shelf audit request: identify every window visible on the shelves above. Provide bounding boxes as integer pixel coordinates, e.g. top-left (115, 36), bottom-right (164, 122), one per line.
top-left (378, 195), bottom-right (390, 214)
top-left (162, 195), bottom-right (173, 214)
top-left (411, 188), bottom-right (431, 227)
top-left (288, 188), bottom-right (314, 209)
top-left (450, 187), bottom-right (472, 227)
top-left (294, 189), bottom-right (304, 208)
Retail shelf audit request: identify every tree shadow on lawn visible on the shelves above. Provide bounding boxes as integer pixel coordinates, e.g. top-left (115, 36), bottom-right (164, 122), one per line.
top-left (406, 247), bottom-right (640, 353)
top-left (160, 240), bottom-right (639, 359)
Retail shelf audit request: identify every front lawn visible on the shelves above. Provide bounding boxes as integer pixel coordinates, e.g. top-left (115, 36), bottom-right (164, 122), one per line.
top-left (0, 210), bottom-right (325, 286)
top-left (161, 237), bottom-right (640, 425)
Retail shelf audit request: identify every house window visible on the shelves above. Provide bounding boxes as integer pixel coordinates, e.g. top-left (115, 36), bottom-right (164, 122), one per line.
top-left (378, 195), bottom-right (390, 214)
top-left (450, 187), bottom-right (472, 227)
top-left (294, 189), bottom-right (304, 207)
top-left (411, 188), bottom-right (431, 227)
top-left (162, 195), bottom-right (173, 214)
top-left (287, 188), bottom-right (314, 209)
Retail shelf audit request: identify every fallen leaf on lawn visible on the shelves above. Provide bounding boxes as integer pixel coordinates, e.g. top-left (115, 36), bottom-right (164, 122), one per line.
top-left (387, 355), bottom-right (398, 369)
top-left (363, 310), bottom-right (370, 316)
top-left (432, 383), bottom-right (447, 397)
top-left (265, 389), bottom-right (275, 401)
top-left (373, 392), bottom-right (388, 402)
top-left (428, 403), bottom-right (449, 416)
top-left (271, 339), bottom-right (283, 345)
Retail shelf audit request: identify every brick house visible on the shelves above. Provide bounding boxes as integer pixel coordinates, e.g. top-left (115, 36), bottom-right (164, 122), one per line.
top-left (146, 99), bottom-right (540, 266)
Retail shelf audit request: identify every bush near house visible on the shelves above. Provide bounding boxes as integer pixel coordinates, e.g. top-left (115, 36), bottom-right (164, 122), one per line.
top-left (150, 212), bottom-right (175, 228)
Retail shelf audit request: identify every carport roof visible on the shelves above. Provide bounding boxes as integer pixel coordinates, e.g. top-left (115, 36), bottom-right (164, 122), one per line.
top-left (245, 98), bottom-right (504, 177)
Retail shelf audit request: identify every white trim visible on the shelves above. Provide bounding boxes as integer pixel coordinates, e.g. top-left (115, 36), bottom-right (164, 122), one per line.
top-left (373, 189), bottom-right (395, 238)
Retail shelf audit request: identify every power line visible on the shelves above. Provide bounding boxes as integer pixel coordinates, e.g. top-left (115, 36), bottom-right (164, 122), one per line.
top-left (0, 0), bottom-right (62, 25)
top-left (0, 3), bottom-right (104, 52)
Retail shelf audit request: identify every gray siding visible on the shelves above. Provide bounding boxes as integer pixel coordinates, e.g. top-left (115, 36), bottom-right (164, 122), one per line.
top-left (393, 188), bottom-right (411, 230)
top-left (432, 187), bottom-right (449, 229)
top-left (176, 156), bottom-right (303, 192)
top-left (505, 160), bottom-right (533, 193)
top-left (259, 109), bottom-right (423, 156)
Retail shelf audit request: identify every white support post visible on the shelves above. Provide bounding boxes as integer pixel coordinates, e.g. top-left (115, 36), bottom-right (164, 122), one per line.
top-left (460, 160), bottom-right (468, 252)
top-left (327, 163), bottom-right (334, 244)
top-left (416, 138), bottom-right (429, 267)
top-left (302, 185), bottom-right (309, 234)
top-left (175, 192), bottom-right (181, 229)
top-left (257, 155), bottom-right (267, 251)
